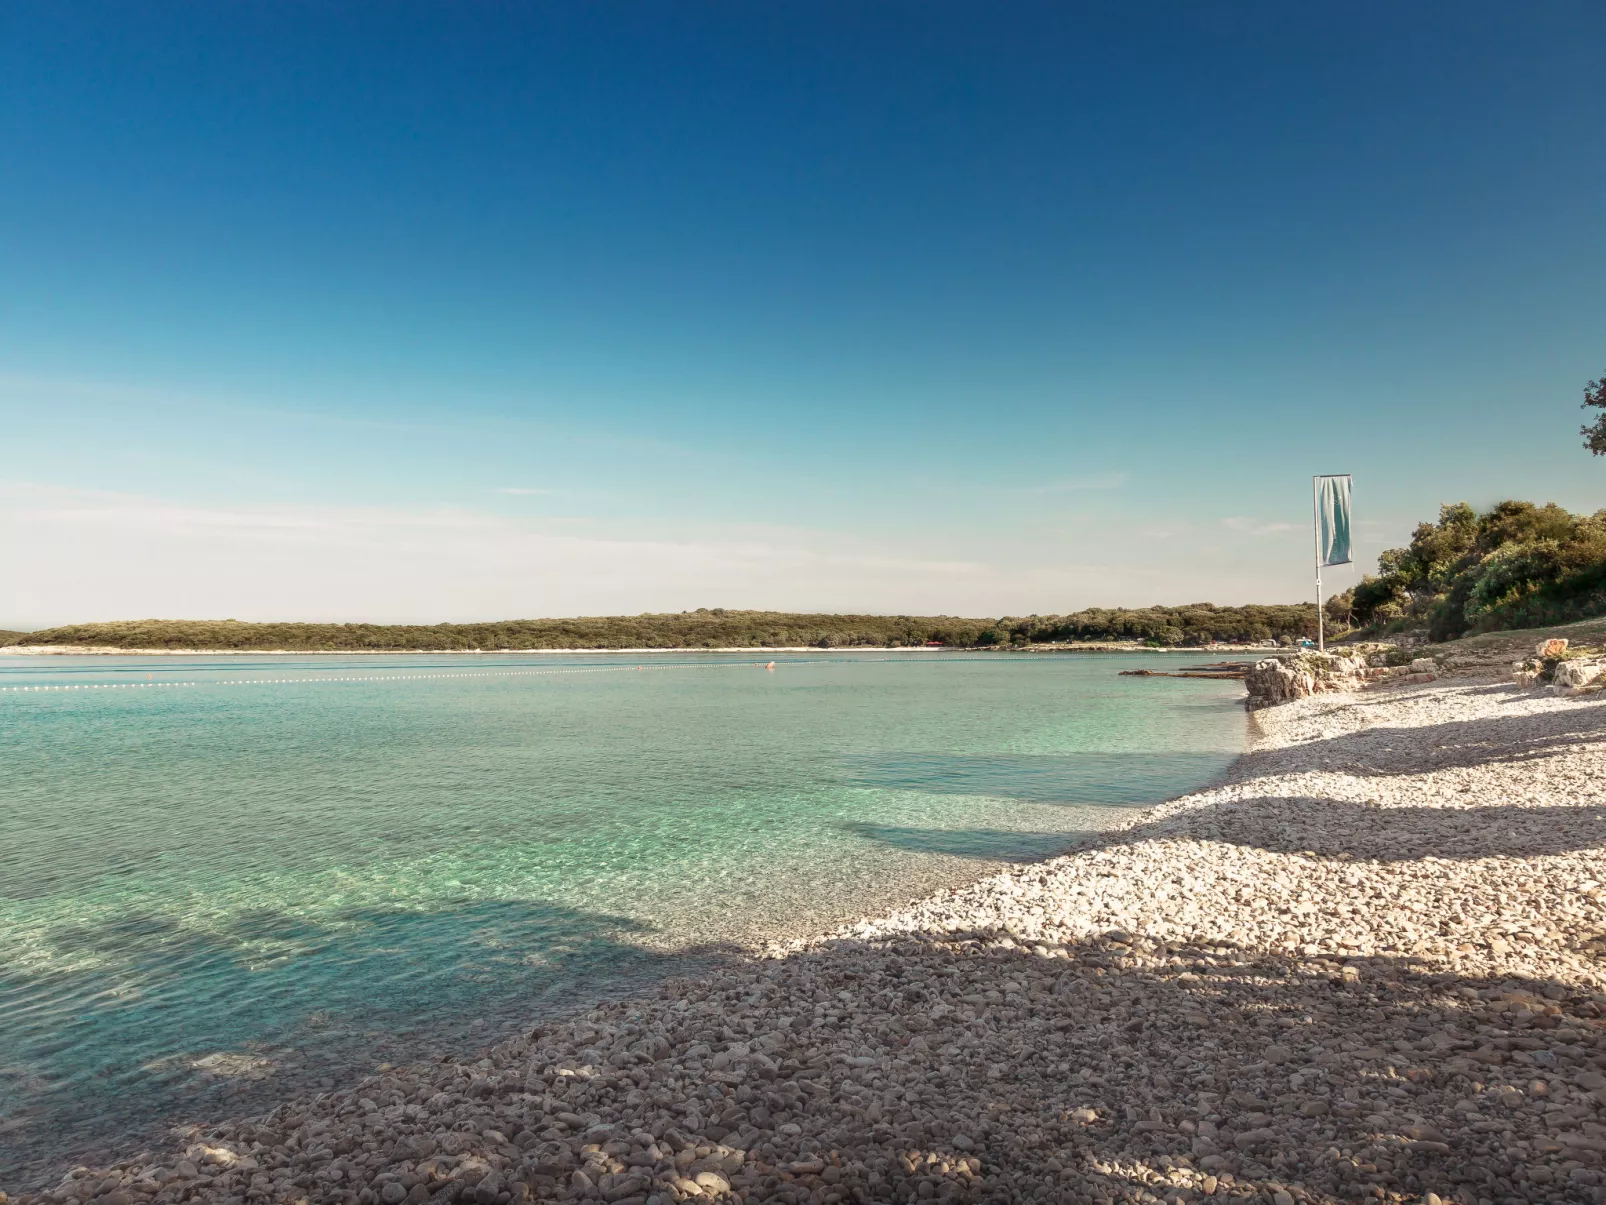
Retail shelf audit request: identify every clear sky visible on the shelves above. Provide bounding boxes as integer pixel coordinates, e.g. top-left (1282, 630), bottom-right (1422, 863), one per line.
top-left (3, 2), bottom-right (1604, 626)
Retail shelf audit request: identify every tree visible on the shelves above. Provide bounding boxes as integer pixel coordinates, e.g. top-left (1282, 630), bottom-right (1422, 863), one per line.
top-left (1584, 373), bottom-right (1606, 456)
top-left (1324, 588), bottom-right (1355, 630)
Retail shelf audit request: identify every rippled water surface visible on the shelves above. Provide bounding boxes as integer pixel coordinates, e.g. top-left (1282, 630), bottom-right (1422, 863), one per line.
top-left (0, 651), bottom-right (1244, 1181)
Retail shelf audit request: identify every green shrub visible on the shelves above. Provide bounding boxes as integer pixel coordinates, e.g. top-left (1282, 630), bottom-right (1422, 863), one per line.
top-left (1353, 500), bottom-right (1606, 641)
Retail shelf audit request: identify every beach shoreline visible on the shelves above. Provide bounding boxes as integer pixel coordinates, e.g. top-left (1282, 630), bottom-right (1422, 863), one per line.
top-left (10, 671), bottom-right (1606, 1204)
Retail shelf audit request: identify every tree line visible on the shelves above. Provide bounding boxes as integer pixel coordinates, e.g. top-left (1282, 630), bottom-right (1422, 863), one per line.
top-left (4, 604), bottom-right (1323, 651)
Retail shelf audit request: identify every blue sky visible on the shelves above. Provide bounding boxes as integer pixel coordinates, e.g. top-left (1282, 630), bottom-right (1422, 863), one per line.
top-left (3, 3), bottom-right (1604, 625)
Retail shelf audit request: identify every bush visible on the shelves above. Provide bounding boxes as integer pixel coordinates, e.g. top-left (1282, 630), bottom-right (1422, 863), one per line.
top-left (1352, 500), bottom-right (1606, 641)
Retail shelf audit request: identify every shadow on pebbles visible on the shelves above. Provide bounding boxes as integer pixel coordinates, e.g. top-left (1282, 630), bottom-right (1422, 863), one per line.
top-left (10, 678), bottom-right (1606, 1205)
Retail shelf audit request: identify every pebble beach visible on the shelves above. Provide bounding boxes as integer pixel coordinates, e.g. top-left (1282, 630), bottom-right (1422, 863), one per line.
top-left (10, 672), bottom-right (1606, 1205)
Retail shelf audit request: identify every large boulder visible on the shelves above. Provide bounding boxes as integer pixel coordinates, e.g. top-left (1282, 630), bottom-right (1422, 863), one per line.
top-left (1244, 651), bottom-right (1367, 710)
top-left (1244, 659), bottom-right (1312, 709)
top-left (1553, 659), bottom-right (1605, 691)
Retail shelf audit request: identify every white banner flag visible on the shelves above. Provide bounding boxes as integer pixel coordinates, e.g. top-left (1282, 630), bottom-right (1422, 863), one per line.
top-left (1316, 475), bottom-right (1352, 567)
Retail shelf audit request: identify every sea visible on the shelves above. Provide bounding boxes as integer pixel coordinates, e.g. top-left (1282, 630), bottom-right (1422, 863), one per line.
top-left (0, 650), bottom-right (1245, 1184)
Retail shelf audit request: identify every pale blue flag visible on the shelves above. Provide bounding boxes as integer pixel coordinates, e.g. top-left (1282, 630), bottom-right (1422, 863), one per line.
top-left (1316, 474), bottom-right (1352, 566)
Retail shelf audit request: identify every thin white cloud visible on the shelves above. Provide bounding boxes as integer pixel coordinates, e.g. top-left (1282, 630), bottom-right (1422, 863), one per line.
top-left (494, 487), bottom-right (560, 496)
top-left (0, 373), bottom-right (692, 455)
top-left (1221, 516), bottom-right (1297, 536)
top-left (0, 485), bottom-right (994, 625)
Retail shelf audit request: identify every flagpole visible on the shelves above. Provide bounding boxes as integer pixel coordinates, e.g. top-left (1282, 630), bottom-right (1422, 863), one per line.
top-left (1313, 475), bottom-right (1324, 653)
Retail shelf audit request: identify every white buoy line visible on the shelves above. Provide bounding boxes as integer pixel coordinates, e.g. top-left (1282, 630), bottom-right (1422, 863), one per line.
top-left (0, 682), bottom-right (202, 692)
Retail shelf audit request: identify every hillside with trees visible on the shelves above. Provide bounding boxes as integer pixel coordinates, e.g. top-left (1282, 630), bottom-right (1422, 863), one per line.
top-left (5, 604), bottom-right (1323, 651)
top-left (1341, 499), bottom-right (1606, 642)
top-left (979, 604), bottom-right (1320, 647)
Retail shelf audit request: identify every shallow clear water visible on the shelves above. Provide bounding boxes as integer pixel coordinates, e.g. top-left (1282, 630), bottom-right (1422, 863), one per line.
top-left (0, 650), bottom-right (1244, 1181)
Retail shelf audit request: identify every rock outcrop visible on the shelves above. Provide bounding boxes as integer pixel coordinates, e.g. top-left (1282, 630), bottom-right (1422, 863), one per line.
top-left (1243, 651), bottom-right (1367, 710)
top-left (1512, 638), bottom-right (1606, 693)
top-left (1553, 658), bottom-right (1605, 691)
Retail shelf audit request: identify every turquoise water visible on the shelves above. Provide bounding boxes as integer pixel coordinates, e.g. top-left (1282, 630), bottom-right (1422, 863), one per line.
top-left (0, 651), bottom-right (1244, 1182)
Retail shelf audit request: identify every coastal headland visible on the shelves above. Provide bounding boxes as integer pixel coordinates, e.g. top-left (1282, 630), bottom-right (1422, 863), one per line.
top-left (8, 647), bottom-right (1606, 1204)
top-left (0, 607), bottom-right (1323, 656)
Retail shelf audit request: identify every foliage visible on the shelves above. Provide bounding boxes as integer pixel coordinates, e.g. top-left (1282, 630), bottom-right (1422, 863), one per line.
top-left (10, 613), bottom-right (980, 651)
top-left (984, 604), bottom-right (1319, 646)
top-left (1349, 500), bottom-right (1606, 641)
top-left (7, 603), bottom-right (1324, 651)
top-left (1323, 589), bottom-right (1356, 630)
top-left (1583, 372), bottom-right (1606, 456)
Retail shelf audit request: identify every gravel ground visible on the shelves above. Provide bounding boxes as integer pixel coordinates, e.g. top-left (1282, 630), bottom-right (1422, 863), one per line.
top-left (9, 676), bottom-right (1606, 1205)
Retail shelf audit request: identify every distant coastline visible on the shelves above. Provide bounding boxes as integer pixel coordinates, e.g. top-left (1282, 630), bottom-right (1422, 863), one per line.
top-left (0, 642), bottom-right (1279, 656)
top-left (0, 606), bottom-right (1320, 655)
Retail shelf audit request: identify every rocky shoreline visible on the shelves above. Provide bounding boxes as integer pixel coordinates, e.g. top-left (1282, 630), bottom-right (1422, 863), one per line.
top-left (8, 673), bottom-right (1606, 1205)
